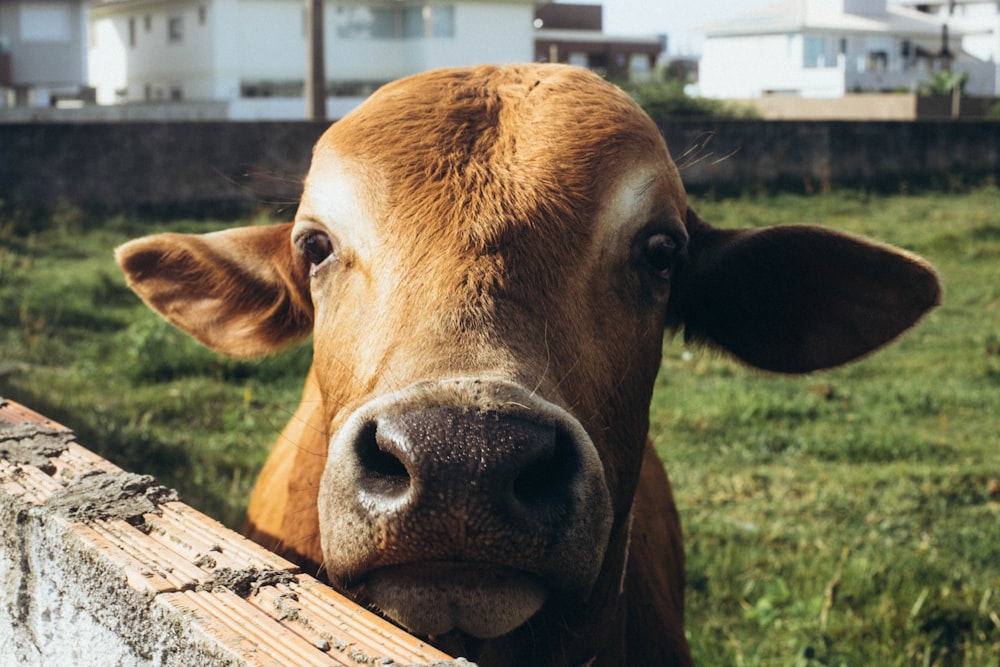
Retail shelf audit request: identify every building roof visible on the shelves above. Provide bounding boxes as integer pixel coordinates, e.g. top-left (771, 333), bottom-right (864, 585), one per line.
top-left (700, 0), bottom-right (957, 38)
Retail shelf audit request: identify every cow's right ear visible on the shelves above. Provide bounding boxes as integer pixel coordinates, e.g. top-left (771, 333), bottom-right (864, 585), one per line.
top-left (116, 223), bottom-right (314, 358)
top-left (669, 208), bottom-right (941, 374)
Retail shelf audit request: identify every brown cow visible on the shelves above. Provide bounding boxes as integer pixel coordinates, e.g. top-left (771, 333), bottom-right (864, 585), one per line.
top-left (116, 64), bottom-right (940, 666)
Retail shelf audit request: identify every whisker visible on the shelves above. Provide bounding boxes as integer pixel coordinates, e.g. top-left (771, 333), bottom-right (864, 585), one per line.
top-left (674, 131), bottom-right (741, 171)
top-left (209, 166), bottom-right (306, 211)
top-left (530, 321), bottom-right (552, 398)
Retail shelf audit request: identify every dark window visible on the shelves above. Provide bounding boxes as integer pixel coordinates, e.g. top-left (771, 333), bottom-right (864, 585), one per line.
top-left (168, 16), bottom-right (183, 43)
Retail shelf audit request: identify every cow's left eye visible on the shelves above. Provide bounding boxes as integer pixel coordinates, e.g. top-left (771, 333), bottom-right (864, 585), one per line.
top-left (297, 230), bottom-right (338, 270)
top-left (642, 232), bottom-right (678, 279)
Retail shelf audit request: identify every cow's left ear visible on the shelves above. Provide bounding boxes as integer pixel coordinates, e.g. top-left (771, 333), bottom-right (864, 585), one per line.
top-left (669, 208), bottom-right (941, 374)
top-left (116, 223), bottom-right (313, 358)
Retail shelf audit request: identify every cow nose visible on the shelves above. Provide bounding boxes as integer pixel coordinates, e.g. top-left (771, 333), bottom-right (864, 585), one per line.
top-left (320, 382), bottom-right (614, 619)
top-left (353, 408), bottom-right (580, 552)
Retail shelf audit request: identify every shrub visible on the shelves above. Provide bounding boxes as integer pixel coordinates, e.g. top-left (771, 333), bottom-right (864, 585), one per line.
top-left (624, 80), bottom-right (758, 121)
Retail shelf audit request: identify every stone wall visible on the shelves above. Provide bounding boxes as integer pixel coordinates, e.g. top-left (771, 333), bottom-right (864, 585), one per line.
top-left (665, 119), bottom-right (1000, 194)
top-left (0, 122), bottom-right (327, 216)
top-left (1, 119), bottom-right (998, 216)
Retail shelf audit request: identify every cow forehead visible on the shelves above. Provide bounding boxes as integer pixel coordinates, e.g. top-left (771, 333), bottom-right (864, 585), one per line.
top-left (301, 64), bottom-right (684, 256)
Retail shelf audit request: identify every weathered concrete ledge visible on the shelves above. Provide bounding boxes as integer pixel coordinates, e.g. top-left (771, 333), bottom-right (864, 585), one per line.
top-left (0, 399), bottom-right (470, 667)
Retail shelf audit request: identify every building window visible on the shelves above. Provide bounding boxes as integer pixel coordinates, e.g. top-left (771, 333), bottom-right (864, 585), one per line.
top-left (241, 81), bottom-right (305, 98)
top-left (427, 4), bottom-right (454, 38)
top-left (168, 16), bottom-right (183, 43)
top-left (371, 8), bottom-right (398, 38)
top-left (867, 51), bottom-right (888, 71)
top-left (129, 17), bottom-right (137, 47)
top-left (803, 35), bottom-right (830, 68)
top-left (402, 7), bottom-right (424, 37)
top-left (20, 2), bottom-right (72, 43)
top-left (336, 3), bottom-right (454, 40)
top-left (334, 6), bottom-right (391, 38)
top-left (199, 5), bottom-right (207, 25)
top-left (403, 5), bottom-right (454, 38)
top-left (144, 15), bottom-right (152, 32)
top-left (629, 53), bottom-right (651, 76)
top-left (169, 85), bottom-right (183, 101)
top-left (403, 5), bottom-right (455, 39)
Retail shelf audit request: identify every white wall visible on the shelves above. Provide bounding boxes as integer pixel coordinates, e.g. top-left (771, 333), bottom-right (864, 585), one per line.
top-left (211, 0), bottom-right (243, 102)
top-left (89, 15), bottom-right (128, 104)
top-left (89, 0), bottom-right (534, 117)
top-left (325, 1), bottom-right (533, 82)
top-left (228, 0), bottom-right (533, 86)
top-left (422, 2), bottom-right (532, 69)
top-left (91, 1), bottom-right (216, 102)
top-left (228, 94), bottom-right (365, 119)
top-left (235, 0), bottom-right (304, 81)
top-left (700, 34), bottom-right (817, 98)
top-left (700, 27), bottom-right (995, 97)
top-left (945, 3), bottom-right (1000, 94)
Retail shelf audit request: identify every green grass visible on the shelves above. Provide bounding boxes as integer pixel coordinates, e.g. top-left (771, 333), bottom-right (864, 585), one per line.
top-left (1, 187), bottom-right (998, 665)
top-left (0, 210), bottom-right (312, 527)
top-left (657, 187), bottom-right (1000, 666)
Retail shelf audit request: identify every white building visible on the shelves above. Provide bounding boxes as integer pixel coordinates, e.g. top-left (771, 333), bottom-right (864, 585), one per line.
top-left (0, 0), bottom-right (91, 107)
top-left (901, 0), bottom-right (1000, 94)
top-left (89, 0), bottom-right (535, 119)
top-left (698, 0), bottom-right (996, 99)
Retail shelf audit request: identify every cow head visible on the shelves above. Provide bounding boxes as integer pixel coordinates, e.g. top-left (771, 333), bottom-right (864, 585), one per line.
top-left (117, 65), bottom-right (940, 664)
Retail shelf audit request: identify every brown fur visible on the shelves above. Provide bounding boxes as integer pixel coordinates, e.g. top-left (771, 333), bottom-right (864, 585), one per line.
top-left (117, 64), bottom-right (940, 666)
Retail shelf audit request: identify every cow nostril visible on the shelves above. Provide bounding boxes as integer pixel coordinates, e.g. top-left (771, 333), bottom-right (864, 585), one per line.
top-left (356, 422), bottom-right (411, 500)
top-left (513, 428), bottom-right (578, 508)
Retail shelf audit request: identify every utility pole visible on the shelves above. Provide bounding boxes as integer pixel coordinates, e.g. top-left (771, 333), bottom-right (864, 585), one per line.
top-left (305, 0), bottom-right (326, 121)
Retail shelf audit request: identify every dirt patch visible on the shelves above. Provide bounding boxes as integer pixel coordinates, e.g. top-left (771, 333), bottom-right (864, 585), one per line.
top-left (0, 422), bottom-right (75, 475)
top-left (45, 471), bottom-right (179, 525)
top-left (199, 567), bottom-right (297, 599)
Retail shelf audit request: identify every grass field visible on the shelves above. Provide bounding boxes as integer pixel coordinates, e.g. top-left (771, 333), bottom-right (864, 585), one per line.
top-left (2, 187), bottom-right (998, 665)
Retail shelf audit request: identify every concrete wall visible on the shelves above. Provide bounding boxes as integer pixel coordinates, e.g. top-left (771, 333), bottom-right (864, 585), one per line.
top-left (736, 94), bottom-right (999, 121)
top-left (666, 119), bottom-right (1000, 194)
top-left (1, 119), bottom-right (999, 215)
top-left (0, 399), bottom-right (464, 667)
top-left (0, 121), bottom-right (329, 214)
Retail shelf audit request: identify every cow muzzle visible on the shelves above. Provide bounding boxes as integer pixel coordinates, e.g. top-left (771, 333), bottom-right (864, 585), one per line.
top-left (318, 379), bottom-right (613, 639)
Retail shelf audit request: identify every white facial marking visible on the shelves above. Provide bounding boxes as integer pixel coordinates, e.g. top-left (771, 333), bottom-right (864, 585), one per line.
top-left (593, 165), bottom-right (669, 253)
top-left (295, 153), bottom-right (378, 265)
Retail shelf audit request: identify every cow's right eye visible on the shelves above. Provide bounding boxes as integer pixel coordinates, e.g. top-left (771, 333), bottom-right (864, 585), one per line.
top-left (643, 233), bottom-right (678, 279)
top-left (298, 230), bottom-right (338, 270)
